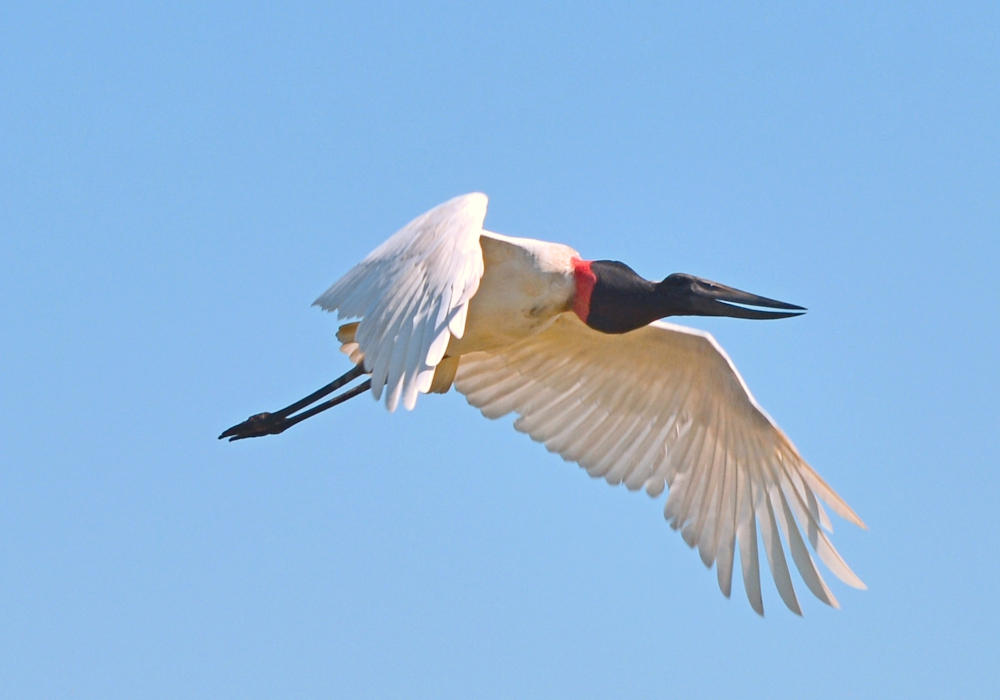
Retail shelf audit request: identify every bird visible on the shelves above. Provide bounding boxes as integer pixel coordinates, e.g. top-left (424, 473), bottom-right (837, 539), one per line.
top-left (221, 192), bottom-right (866, 615)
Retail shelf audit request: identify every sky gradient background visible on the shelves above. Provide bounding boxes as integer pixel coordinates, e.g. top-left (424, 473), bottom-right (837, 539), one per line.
top-left (2, 2), bottom-right (999, 698)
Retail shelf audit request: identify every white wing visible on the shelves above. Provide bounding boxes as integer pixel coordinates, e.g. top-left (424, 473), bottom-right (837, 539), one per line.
top-left (315, 193), bottom-right (488, 411)
top-left (454, 313), bottom-right (866, 615)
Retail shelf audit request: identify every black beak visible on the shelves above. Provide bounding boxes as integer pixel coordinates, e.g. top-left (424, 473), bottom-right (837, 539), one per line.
top-left (659, 273), bottom-right (806, 320)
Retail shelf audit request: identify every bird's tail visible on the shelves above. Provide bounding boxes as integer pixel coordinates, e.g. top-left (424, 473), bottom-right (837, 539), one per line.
top-left (336, 322), bottom-right (365, 366)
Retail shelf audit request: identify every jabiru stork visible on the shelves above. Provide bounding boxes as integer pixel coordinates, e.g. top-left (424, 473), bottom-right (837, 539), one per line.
top-left (221, 193), bottom-right (866, 615)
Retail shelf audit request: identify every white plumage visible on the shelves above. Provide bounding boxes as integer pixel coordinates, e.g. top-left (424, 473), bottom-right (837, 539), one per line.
top-left (301, 193), bottom-right (865, 614)
top-left (456, 314), bottom-right (864, 614)
top-left (314, 194), bottom-right (488, 411)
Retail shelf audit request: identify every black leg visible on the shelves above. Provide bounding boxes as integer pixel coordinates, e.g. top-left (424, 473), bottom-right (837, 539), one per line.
top-left (219, 365), bottom-right (370, 441)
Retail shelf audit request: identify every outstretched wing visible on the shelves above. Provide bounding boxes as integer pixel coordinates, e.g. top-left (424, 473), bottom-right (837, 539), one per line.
top-left (315, 193), bottom-right (487, 411)
top-left (454, 313), bottom-right (865, 615)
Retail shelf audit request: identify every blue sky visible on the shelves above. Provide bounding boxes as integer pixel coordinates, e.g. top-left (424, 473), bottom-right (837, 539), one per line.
top-left (2, 2), bottom-right (998, 698)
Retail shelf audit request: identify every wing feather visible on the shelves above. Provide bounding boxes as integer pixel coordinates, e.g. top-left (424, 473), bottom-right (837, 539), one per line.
top-left (757, 478), bottom-right (802, 615)
top-left (696, 424), bottom-right (728, 567)
top-left (773, 481), bottom-right (838, 608)
top-left (737, 465), bottom-right (764, 614)
top-left (314, 193), bottom-right (488, 411)
top-left (714, 449), bottom-right (737, 597)
top-left (454, 313), bottom-right (863, 615)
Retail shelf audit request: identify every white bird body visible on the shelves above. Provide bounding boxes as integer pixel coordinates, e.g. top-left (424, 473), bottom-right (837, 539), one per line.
top-left (447, 231), bottom-right (579, 357)
top-left (229, 192), bottom-right (866, 616)
top-left (335, 227), bottom-right (580, 394)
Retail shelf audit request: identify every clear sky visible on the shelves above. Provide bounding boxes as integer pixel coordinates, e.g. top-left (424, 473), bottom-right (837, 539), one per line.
top-left (2, 2), bottom-right (998, 698)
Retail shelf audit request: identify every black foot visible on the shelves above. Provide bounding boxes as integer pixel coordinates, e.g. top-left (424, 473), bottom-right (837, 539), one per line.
top-left (219, 412), bottom-right (291, 441)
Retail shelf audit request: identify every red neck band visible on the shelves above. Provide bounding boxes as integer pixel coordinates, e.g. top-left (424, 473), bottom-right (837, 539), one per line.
top-left (571, 258), bottom-right (596, 323)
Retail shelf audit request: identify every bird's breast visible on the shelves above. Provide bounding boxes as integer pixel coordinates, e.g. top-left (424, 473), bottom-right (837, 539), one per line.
top-left (446, 231), bottom-right (578, 356)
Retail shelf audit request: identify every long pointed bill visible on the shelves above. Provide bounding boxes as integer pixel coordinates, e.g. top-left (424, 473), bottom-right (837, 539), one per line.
top-left (219, 364), bottom-right (371, 441)
top-left (661, 273), bottom-right (806, 320)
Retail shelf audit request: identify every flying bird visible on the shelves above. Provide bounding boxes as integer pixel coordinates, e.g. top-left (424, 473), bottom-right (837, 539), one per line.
top-left (221, 193), bottom-right (865, 615)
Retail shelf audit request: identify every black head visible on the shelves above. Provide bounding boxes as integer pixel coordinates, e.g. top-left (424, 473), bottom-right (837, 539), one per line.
top-left (581, 261), bottom-right (805, 334)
